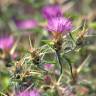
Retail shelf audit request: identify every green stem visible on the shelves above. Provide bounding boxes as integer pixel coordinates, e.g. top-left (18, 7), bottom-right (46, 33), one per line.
top-left (63, 55), bottom-right (74, 80)
top-left (69, 33), bottom-right (75, 43)
top-left (56, 51), bottom-right (62, 75)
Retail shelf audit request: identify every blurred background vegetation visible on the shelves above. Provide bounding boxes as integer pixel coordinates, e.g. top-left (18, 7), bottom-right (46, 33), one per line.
top-left (0, 0), bottom-right (96, 96)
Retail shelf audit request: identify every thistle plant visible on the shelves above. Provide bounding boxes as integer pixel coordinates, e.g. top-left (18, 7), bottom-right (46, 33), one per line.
top-left (46, 16), bottom-right (72, 75)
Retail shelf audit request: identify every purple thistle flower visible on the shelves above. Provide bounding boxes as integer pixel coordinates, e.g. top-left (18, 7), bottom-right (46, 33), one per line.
top-left (17, 89), bottom-right (40, 96)
top-left (0, 36), bottom-right (14, 51)
top-left (42, 5), bottom-right (62, 20)
top-left (47, 17), bottom-right (72, 34)
top-left (15, 19), bottom-right (38, 30)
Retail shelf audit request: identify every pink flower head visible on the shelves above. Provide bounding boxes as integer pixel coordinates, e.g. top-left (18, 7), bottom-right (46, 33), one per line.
top-left (47, 17), bottom-right (72, 34)
top-left (30, 89), bottom-right (40, 96)
top-left (42, 5), bottom-right (62, 20)
top-left (17, 90), bottom-right (29, 96)
top-left (15, 19), bottom-right (38, 30)
top-left (17, 89), bottom-right (40, 96)
top-left (0, 35), bottom-right (14, 51)
top-left (44, 64), bottom-right (54, 71)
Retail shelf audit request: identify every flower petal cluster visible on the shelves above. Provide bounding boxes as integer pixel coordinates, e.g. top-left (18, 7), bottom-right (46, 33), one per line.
top-left (15, 19), bottom-right (38, 30)
top-left (44, 64), bottom-right (54, 71)
top-left (47, 17), bottom-right (72, 34)
top-left (42, 5), bottom-right (62, 19)
top-left (0, 36), bottom-right (14, 51)
top-left (17, 89), bottom-right (40, 96)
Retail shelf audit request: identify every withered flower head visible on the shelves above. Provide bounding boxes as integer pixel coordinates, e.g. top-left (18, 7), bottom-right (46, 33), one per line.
top-left (30, 48), bottom-right (40, 65)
